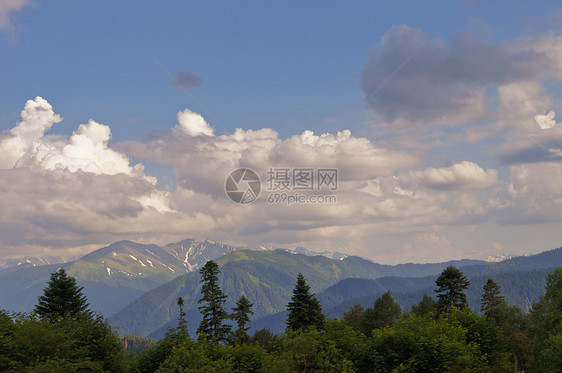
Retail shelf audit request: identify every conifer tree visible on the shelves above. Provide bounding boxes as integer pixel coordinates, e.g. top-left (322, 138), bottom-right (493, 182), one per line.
top-left (480, 278), bottom-right (505, 314)
top-left (231, 295), bottom-right (254, 344)
top-left (35, 268), bottom-right (90, 321)
top-left (286, 273), bottom-right (325, 331)
top-left (197, 260), bottom-right (231, 343)
top-left (435, 266), bottom-right (470, 314)
top-left (177, 296), bottom-right (187, 331)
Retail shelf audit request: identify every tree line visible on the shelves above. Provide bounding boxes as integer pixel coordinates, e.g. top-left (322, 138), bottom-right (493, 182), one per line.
top-left (1, 263), bottom-right (561, 372)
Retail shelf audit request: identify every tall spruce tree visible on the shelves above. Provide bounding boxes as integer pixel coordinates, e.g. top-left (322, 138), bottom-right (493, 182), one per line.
top-left (480, 278), bottom-right (505, 314)
top-left (231, 295), bottom-right (254, 344)
top-left (286, 273), bottom-right (325, 331)
top-left (177, 296), bottom-right (187, 331)
top-left (197, 260), bottom-right (231, 343)
top-left (434, 266), bottom-right (470, 314)
top-left (35, 268), bottom-right (91, 321)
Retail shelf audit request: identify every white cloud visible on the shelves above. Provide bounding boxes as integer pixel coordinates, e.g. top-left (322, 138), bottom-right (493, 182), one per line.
top-left (175, 108), bottom-right (214, 136)
top-left (409, 161), bottom-right (498, 190)
top-left (535, 110), bottom-right (557, 129)
top-left (0, 97), bottom-right (146, 177)
top-left (0, 97), bottom-right (62, 168)
top-left (0, 98), bottom-right (182, 256)
top-left (0, 0), bottom-right (29, 30)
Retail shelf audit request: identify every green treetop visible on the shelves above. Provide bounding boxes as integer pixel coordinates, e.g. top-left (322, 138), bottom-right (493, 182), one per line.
top-left (35, 268), bottom-right (91, 321)
top-left (435, 266), bottom-right (470, 314)
top-left (197, 260), bottom-right (231, 343)
top-left (231, 295), bottom-right (254, 344)
top-left (480, 278), bottom-right (506, 314)
top-left (286, 273), bottom-right (325, 331)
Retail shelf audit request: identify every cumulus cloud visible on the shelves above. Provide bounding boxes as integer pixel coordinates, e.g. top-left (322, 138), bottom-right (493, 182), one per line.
top-left (407, 161), bottom-right (498, 190)
top-left (0, 97), bottom-right (62, 168)
top-left (361, 25), bottom-right (562, 126)
top-left (0, 98), bottom-right (184, 256)
top-left (2, 96), bottom-right (560, 263)
top-left (0, 0), bottom-right (29, 30)
top-left (0, 97), bottom-right (141, 176)
top-left (175, 108), bottom-right (214, 136)
top-left (170, 70), bottom-right (204, 89)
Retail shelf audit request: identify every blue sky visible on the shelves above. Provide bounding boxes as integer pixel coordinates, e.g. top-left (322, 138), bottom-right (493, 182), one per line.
top-left (4, 1), bottom-right (558, 140)
top-left (2, 1), bottom-right (562, 263)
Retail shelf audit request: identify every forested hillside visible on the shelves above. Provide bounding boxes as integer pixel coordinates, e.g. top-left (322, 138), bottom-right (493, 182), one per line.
top-left (109, 248), bottom-right (561, 338)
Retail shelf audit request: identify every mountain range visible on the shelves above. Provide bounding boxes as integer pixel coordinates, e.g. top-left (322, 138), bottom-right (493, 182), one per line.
top-left (108, 249), bottom-right (493, 338)
top-left (0, 239), bottom-right (245, 316)
top-left (0, 238), bottom-right (351, 316)
top-left (110, 247), bottom-right (561, 338)
top-left (2, 238), bottom-right (560, 340)
top-left (0, 255), bottom-right (77, 275)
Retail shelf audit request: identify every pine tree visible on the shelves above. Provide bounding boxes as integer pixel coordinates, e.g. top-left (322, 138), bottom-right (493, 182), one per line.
top-left (35, 268), bottom-right (91, 321)
top-left (197, 260), bottom-right (231, 343)
top-left (480, 278), bottom-right (505, 314)
top-left (286, 273), bottom-right (325, 331)
top-left (177, 296), bottom-right (187, 331)
top-left (231, 295), bottom-right (254, 344)
top-left (434, 266), bottom-right (470, 314)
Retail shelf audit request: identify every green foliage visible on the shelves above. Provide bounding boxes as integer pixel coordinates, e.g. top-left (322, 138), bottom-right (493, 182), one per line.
top-left (263, 327), bottom-right (354, 372)
top-left (231, 295), bottom-right (254, 344)
top-left (342, 303), bottom-right (365, 334)
top-left (361, 290), bottom-right (401, 336)
top-left (122, 334), bottom-right (158, 355)
top-left (322, 319), bottom-right (371, 371)
top-left (528, 267), bottom-right (562, 372)
top-left (411, 294), bottom-right (437, 316)
top-left (286, 273), bottom-right (325, 331)
top-left (481, 278), bottom-right (506, 314)
top-left (485, 304), bottom-right (531, 369)
top-left (342, 292), bottom-right (401, 337)
top-left (197, 260), bottom-right (231, 343)
top-left (447, 308), bottom-right (511, 369)
top-left (371, 313), bottom-right (485, 372)
top-left (251, 328), bottom-right (275, 350)
top-left (35, 268), bottom-right (91, 321)
top-left (435, 266), bottom-right (470, 314)
top-left (155, 339), bottom-right (268, 373)
top-left (0, 269), bottom-right (126, 371)
top-left (132, 327), bottom-right (190, 373)
top-left (0, 311), bottom-right (126, 372)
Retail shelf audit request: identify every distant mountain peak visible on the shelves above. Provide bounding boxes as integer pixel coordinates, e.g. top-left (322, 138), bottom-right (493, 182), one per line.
top-left (485, 254), bottom-right (515, 263)
top-left (277, 246), bottom-right (348, 260)
top-left (163, 238), bottom-right (246, 272)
